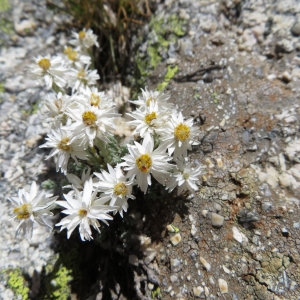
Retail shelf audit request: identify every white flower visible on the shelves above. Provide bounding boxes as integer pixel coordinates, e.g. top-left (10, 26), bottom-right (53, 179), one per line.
top-left (127, 101), bottom-right (169, 141)
top-left (70, 28), bottom-right (99, 49)
top-left (40, 127), bottom-right (88, 174)
top-left (30, 55), bottom-right (68, 89)
top-left (166, 157), bottom-right (204, 195)
top-left (66, 103), bottom-right (118, 146)
top-left (79, 86), bottom-right (116, 110)
top-left (62, 46), bottom-right (91, 68)
top-left (68, 66), bottom-right (100, 92)
top-left (44, 92), bottom-right (79, 126)
top-left (121, 136), bottom-right (173, 193)
top-left (8, 181), bottom-right (57, 238)
top-left (131, 88), bottom-right (174, 111)
top-left (56, 178), bottom-right (116, 241)
top-left (157, 112), bottom-right (199, 159)
top-left (94, 164), bottom-right (135, 217)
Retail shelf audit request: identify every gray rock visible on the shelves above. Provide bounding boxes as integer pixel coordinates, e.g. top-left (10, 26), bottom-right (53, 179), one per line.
top-left (291, 20), bottom-right (300, 36)
top-left (211, 213), bottom-right (224, 227)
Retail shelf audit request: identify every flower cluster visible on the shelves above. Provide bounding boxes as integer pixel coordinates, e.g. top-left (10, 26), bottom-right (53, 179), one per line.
top-left (8, 29), bottom-right (204, 241)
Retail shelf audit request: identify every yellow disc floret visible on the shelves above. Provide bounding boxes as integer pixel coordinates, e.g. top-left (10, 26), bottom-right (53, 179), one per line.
top-left (136, 153), bottom-right (152, 172)
top-left (13, 203), bottom-right (32, 219)
top-left (183, 173), bottom-right (190, 180)
top-left (79, 31), bottom-right (86, 40)
top-left (64, 46), bottom-right (73, 55)
top-left (78, 68), bottom-right (86, 79)
top-left (58, 137), bottom-right (71, 151)
top-left (67, 50), bottom-right (78, 61)
top-left (38, 58), bottom-right (51, 71)
top-left (78, 209), bottom-right (88, 217)
top-left (174, 123), bottom-right (190, 141)
top-left (82, 111), bottom-right (97, 126)
top-left (144, 112), bottom-right (157, 125)
top-left (146, 96), bottom-right (155, 106)
top-left (90, 93), bottom-right (101, 106)
top-left (113, 182), bottom-right (128, 197)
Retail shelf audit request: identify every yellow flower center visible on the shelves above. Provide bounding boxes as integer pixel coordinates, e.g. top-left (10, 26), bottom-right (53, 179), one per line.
top-left (58, 137), bottom-right (71, 151)
top-left (113, 182), bottom-right (128, 197)
top-left (90, 93), bottom-right (101, 106)
top-left (67, 50), bottom-right (78, 61)
top-left (78, 209), bottom-right (88, 217)
top-left (136, 153), bottom-right (152, 172)
top-left (78, 68), bottom-right (86, 79)
top-left (13, 203), bottom-right (32, 219)
top-left (79, 31), bottom-right (86, 40)
top-left (64, 46), bottom-right (73, 55)
top-left (82, 111), bottom-right (97, 126)
top-left (38, 58), bottom-right (51, 71)
top-left (146, 96), bottom-right (155, 106)
top-left (174, 123), bottom-right (190, 141)
top-left (183, 173), bottom-right (190, 180)
top-left (144, 112), bottom-right (157, 125)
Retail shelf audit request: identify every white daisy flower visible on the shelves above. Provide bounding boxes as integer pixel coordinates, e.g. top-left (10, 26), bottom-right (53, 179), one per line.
top-left (62, 46), bottom-right (91, 68)
top-left (30, 55), bottom-right (68, 89)
top-left (44, 92), bottom-right (79, 126)
top-left (131, 88), bottom-right (174, 112)
top-left (8, 181), bottom-right (57, 238)
top-left (70, 28), bottom-right (99, 49)
top-left (40, 127), bottom-right (88, 174)
top-left (127, 101), bottom-right (169, 141)
top-left (157, 112), bottom-right (200, 159)
top-left (79, 86), bottom-right (116, 110)
top-left (94, 164), bottom-right (135, 217)
top-left (56, 178), bottom-right (116, 241)
top-left (121, 136), bottom-right (173, 193)
top-left (68, 66), bottom-right (100, 92)
top-left (66, 103), bottom-right (118, 146)
top-left (166, 157), bottom-right (204, 195)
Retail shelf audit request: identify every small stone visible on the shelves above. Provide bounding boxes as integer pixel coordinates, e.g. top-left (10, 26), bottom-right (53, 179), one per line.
top-left (170, 274), bottom-right (178, 283)
top-left (170, 258), bottom-right (182, 272)
top-left (170, 233), bottom-right (182, 246)
top-left (204, 286), bottom-right (209, 296)
top-left (216, 158), bottom-right (224, 168)
top-left (187, 275), bottom-right (191, 281)
top-left (193, 286), bottom-right (204, 297)
top-left (148, 283), bottom-right (154, 290)
top-left (293, 222), bottom-right (300, 228)
top-left (262, 202), bottom-right (273, 212)
top-left (281, 71), bottom-right (292, 83)
top-left (232, 226), bottom-right (248, 243)
top-left (191, 224), bottom-right (197, 236)
top-left (218, 279), bottom-right (228, 294)
top-left (167, 224), bottom-right (175, 232)
top-left (211, 213), bottom-right (224, 227)
top-left (129, 254), bottom-right (139, 266)
top-left (201, 210), bottom-right (208, 217)
top-left (214, 203), bottom-right (222, 212)
top-left (200, 257), bottom-right (211, 271)
top-left (222, 265), bottom-right (231, 274)
top-left (291, 20), bottom-right (300, 36)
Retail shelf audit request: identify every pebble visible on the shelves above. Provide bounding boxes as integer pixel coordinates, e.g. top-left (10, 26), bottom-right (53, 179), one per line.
top-left (200, 257), bottom-right (211, 271)
top-left (291, 20), bottom-right (300, 36)
top-left (170, 233), bottom-right (182, 246)
top-left (170, 258), bottom-right (182, 272)
top-left (191, 224), bottom-right (197, 236)
top-left (193, 286), bottom-right (204, 297)
top-left (218, 278), bottom-right (228, 294)
top-left (211, 213), bottom-right (225, 227)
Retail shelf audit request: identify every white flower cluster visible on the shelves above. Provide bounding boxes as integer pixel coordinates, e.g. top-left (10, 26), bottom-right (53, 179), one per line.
top-left (8, 29), bottom-right (204, 241)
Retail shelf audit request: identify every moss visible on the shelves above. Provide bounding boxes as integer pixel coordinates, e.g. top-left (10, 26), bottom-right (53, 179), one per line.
top-left (0, 0), bottom-right (10, 12)
top-left (132, 14), bottom-right (186, 98)
top-left (7, 269), bottom-right (30, 300)
top-left (157, 65), bottom-right (178, 91)
top-left (51, 267), bottom-right (73, 300)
